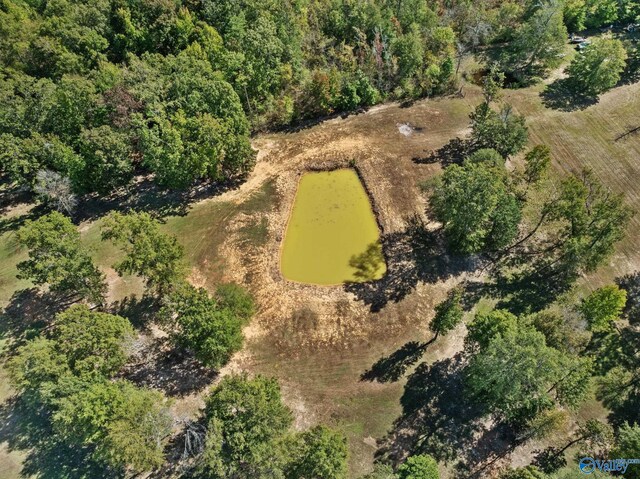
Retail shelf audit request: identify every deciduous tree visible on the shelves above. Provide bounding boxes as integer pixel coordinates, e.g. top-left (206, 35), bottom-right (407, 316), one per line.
top-left (17, 212), bottom-right (106, 304)
top-left (101, 211), bottom-right (185, 293)
top-left (566, 37), bottom-right (627, 97)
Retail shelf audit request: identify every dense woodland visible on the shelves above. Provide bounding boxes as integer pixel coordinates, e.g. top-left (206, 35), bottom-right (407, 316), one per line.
top-left (1, 0), bottom-right (639, 195)
top-left (1, 0), bottom-right (640, 478)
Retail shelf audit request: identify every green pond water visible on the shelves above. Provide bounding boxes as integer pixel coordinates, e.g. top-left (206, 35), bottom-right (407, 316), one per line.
top-left (281, 169), bottom-right (386, 285)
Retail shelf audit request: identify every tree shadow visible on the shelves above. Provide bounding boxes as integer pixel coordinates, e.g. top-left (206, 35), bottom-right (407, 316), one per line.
top-left (0, 181), bottom-right (31, 209)
top-left (0, 288), bottom-right (76, 352)
top-left (0, 397), bottom-right (118, 479)
top-left (73, 175), bottom-right (245, 223)
top-left (540, 78), bottom-right (598, 112)
top-left (532, 446), bottom-right (568, 474)
top-left (120, 336), bottom-right (218, 398)
top-left (460, 263), bottom-right (576, 316)
top-left (618, 40), bottom-right (640, 86)
top-left (616, 271), bottom-right (640, 325)
top-left (375, 354), bottom-right (485, 466)
top-left (493, 266), bottom-right (576, 315)
top-left (412, 137), bottom-right (471, 167)
top-left (109, 293), bottom-right (161, 330)
top-left (361, 341), bottom-right (430, 383)
top-left (344, 217), bottom-right (480, 312)
top-left (0, 202), bottom-right (48, 235)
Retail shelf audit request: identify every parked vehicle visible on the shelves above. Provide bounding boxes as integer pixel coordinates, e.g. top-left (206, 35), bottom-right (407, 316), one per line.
top-left (576, 41), bottom-right (591, 51)
top-left (569, 34), bottom-right (586, 44)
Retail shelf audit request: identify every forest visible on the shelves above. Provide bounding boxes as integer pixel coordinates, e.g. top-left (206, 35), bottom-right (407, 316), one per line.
top-left (1, 0), bottom-right (640, 478)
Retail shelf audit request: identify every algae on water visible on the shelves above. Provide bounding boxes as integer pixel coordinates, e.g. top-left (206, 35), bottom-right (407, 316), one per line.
top-left (281, 169), bottom-right (386, 285)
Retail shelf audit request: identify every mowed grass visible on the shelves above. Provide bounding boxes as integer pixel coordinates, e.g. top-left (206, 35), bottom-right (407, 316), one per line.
top-left (248, 337), bottom-right (406, 477)
top-left (505, 81), bottom-right (640, 278)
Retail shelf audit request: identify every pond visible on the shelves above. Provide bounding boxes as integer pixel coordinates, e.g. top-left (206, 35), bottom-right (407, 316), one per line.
top-left (281, 169), bottom-right (386, 285)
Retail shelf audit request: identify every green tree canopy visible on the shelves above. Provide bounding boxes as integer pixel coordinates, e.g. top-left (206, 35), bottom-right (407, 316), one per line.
top-left (431, 160), bottom-right (522, 254)
top-left (161, 283), bottom-right (248, 368)
top-left (16, 212), bottom-right (106, 304)
top-left (501, 1), bottom-right (568, 82)
top-left (289, 425), bottom-right (349, 479)
top-left (566, 37), bottom-right (628, 97)
top-left (580, 285), bottom-right (627, 332)
top-left (8, 304), bottom-right (134, 399)
top-left (101, 211), bottom-right (185, 293)
top-left (397, 454), bottom-right (440, 479)
top-left (430, 288), bottom-right (464, 339)
top-left (466, 309), bottom-right (518, 350)
top-left (52, 304), bottom-right (134, 379)
top-left (465, 323), bottom-right (590, 424)
top-left (470, 102), bottom-right (529, 158)
top-left (524, 145), bottom-right (551, 185)
top-left (53, 379), bottom-right (173, 472)
top-left (198, 374), bottom-right (293, 478)
top-left (612, 423), bottom-right (640, 479)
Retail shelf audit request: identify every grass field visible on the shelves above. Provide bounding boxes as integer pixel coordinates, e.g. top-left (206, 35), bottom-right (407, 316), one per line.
top-left (1, 59), bottom-right (639, 478)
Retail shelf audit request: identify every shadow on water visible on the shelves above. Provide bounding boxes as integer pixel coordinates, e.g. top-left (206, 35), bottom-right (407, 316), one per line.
top-left (344, 217), bottom-right (480, 312)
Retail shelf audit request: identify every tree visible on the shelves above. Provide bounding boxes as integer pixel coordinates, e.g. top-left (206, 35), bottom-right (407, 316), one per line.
top-left (537, 169), bottom-right (633, 280)
top-left (501, 0), bottom-right (568, 81)
top-left (500, 466), bottom-right (548, 479)
top-left (397, 454), bottom-right (439, 479)
top-left (430, 288), bottom-right (464, 339)
top-left (466, 309), bottom-right (518, 350)
top-left (566, 37), bottom-right (627, 97)
top-left (431, 161), bottom-right (522, 254)
top-left (8, 337), bottom-right (70, 404)
top-left (563, 0), bottom-right (587, 32)
top-left (467, 148), bottom-right (504, 169)
top-left (33, 169), bottom-right (77, 215)
top-left (470, 102), bottom-right (529, 158)
top-left (465, 326), bottom-right (562, 423)
top-left (524, 146), bottom-right (551, 185)
top-left (580, 285), bottom-right (627, 332)
top-left (101, 211), bottom-right (185, 293)
top-left (529, 311), bottom-right (587, 353)
top-left (482, 65), bottom-right (505, 103)
top-left (289, 425), bottom-right (349, 479)
top-left (53, 379), bottom-right (173, 472)
top-left (0, 133), bottom-right (80, 187)
top-left (214, 282), bottom-right (256, 323)
top-left (52, 305), bottom-right (134, 379)
top-left (74, 126), bottom-right (134, 194)
top-left (198, 374), bottom-right (293, 478)
top-left (16, 212), bottom-right (106, 304)
top-left (360, 464), bottom-right (397, 479)
top-left (612, 423), bottom-right (640, 479)
top-left (161, 284), bottom-right (246, 368)
top-left (8, 304), bottom-right (134, 394)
